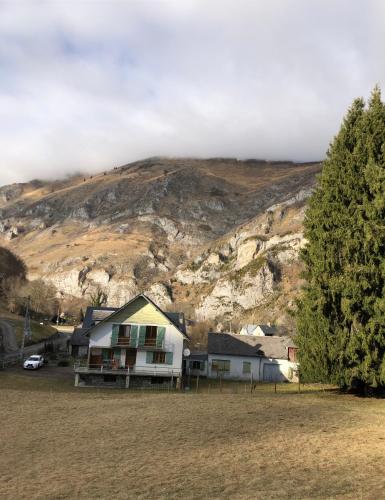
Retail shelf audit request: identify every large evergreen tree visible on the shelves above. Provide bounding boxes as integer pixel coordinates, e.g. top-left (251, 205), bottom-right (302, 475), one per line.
top-left (296, 87), bottom-right (385, 393)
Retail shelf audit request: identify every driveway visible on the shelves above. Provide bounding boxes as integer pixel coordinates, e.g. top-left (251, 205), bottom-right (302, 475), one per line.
top-left (6, 364), bottom-right (74, 380)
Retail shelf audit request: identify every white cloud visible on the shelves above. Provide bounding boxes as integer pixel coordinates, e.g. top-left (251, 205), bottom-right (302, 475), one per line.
top-left (0, 0), bottom-right (384, 185)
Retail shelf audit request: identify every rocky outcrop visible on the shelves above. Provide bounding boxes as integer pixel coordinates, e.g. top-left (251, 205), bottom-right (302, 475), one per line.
top-left (196, 262), bottom-right (275, 320)
top-left (145, 283), bottom-right (172, 309)
top-left (0, 157), bottom-right (320, 326)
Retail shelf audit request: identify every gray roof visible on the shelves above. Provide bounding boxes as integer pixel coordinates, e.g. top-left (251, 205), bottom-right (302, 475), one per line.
top-left (83, 306), bottom-right (118, 329)
top-left (187, 351), bottom-right (208, 361)
top-left (70, 327), bottom-right (89, 346)
top-left (208, 332), bottom-right (296, 360)
top-left (71, 306), bottom-right (118, 346)
top-left (165, 312), bottom-right (187, 335)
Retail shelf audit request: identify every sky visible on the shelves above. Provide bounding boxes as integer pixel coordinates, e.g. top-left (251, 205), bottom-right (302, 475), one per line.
top-left (0, 0), bottom-right (384, 186)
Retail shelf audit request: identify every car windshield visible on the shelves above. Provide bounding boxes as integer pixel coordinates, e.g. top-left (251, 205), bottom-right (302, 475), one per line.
top-left (29, 356), bottom-right (40, 361)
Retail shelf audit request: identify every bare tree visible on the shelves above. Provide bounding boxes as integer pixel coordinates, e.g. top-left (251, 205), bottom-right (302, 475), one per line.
top-left (88, 287), bottom-right (108, 307)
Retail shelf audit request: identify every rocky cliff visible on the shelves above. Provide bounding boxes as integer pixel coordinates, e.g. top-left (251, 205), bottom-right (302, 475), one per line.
top-left (0, 157), bottom-right (320, 328)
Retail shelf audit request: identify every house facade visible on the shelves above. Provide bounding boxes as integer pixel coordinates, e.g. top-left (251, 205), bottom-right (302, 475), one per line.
top-left (74, 294), bottom-right (188, 389)
top-left (207, 333), bottom-right (298, 382)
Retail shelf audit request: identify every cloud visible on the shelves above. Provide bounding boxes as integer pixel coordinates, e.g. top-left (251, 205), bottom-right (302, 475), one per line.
top-left (0, 0), bottom-right (384, 185)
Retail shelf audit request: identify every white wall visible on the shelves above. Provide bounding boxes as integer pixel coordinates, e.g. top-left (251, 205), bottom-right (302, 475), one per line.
top-left (207, 354), bottom-right (298, 382)
top-left (239, 326), bottom-right (264, 336)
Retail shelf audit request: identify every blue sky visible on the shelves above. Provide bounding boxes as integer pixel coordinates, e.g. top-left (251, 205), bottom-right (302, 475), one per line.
top-left (0, 0), bottom-right (384, 185)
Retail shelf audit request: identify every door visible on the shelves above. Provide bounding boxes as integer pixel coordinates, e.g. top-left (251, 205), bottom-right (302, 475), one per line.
top-left (263, 363), bottom-right (286, 382)
top-left (89, 348), bottom-right (103, 368)
top-left (125, 349), bottom-right (137, 368)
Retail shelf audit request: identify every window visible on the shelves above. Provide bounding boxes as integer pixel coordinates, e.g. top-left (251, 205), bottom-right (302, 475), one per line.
top-left (145, 325), bottom-right (158, 346)
top-left (288, 347), bottom-right (298, 363)
top-left (146, 351), bottom-right (173, 365)
top-left (243, 361), bottom-right (251, 374)
top-left (119, 324), bottom-right (131, 337)
top-left (212, 359), bottom-right (230, 372)
top-left (153, 352), bottom-right (166, 364)
top-left (190, 360), bottom-right (205, 371)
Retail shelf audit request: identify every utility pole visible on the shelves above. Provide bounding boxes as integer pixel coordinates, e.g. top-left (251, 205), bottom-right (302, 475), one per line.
top-left (20, 296), bottom-right (31, 362)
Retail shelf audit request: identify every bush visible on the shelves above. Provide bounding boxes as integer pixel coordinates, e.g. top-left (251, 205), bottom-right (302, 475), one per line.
top-left (57, 360), bottom-right (69, 367)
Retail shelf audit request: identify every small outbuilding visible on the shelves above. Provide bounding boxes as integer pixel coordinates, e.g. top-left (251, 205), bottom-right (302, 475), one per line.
top-left (207, 332), bottom-right (298, 382)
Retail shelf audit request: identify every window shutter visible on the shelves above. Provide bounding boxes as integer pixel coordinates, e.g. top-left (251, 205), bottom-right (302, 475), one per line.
top-left (156, 326), bottom-right (166, 348)
top-left (146, 351), bottom-right (153, 364)
top-left (165, 352), bottom-right (173, 365)
top-left (111, 324), bottom-right (119, 346)
top-left (130, 325), bottom-right (138, 347)
top-left (138, 325), bottom-right (146, 347)
top-left (200, 361), bottom-right (205, 371)
top-left (102, 349), bottom-right (110, 360)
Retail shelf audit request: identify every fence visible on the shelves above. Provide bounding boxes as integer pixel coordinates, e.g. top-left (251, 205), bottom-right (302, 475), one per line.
top-left (0, 353), bottom-right (20, 369)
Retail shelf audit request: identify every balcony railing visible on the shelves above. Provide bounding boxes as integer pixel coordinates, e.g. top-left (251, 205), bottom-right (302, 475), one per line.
top-left (74, 360), bottom-right (181, 377)
top-left (115, 337), bottom-right (131, 346)
top-left (111, 337), bottom-right (173, 351)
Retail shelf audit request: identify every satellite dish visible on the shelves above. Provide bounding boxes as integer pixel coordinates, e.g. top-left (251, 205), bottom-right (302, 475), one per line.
top-left (183, 348), bottom-right (191, 357)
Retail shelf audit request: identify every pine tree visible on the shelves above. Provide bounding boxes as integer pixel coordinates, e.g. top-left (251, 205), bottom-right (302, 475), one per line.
top-left (296, 87), bottom-right (385, 393)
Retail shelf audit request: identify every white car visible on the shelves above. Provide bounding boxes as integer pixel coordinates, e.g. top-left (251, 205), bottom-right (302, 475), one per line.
top-left (23, 355), bottom-right (44, 370)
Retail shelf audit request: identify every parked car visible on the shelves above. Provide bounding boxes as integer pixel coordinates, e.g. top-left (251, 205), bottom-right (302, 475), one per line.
top-left (23, 355), bottom-right (44, 370)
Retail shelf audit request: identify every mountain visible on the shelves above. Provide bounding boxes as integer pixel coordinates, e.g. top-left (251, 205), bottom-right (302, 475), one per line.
top-left (0, 157), bottom-right (321, 329)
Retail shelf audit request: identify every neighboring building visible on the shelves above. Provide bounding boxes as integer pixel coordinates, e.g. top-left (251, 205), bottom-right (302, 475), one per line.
top-left (239, 324), bottom-right (278, 336)
top-left (73, 294), bottom-right (189, 389)
top-left (70, 306), bottom-right (118, 358)
top-left (184, 351), bottom-right (208, 377)
top-left (207, 332), bottom-right (298, 382)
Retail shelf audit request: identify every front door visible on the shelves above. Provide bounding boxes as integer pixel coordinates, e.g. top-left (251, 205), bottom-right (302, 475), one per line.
top-left (89, 348), bottom-right (102, 368)
top-left (125, 349), bottom-right (137, 368)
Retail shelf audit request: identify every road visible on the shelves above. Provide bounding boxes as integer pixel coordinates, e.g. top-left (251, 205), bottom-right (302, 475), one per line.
top-left (0, 319), bottom-right (71, 362)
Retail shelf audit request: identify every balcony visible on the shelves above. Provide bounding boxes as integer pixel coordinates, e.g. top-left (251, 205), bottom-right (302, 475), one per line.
top-left (115, 337), bottom-right (132, 346)
top-left (138, 339), bottom-right (166, 350)
top-left (73, 360), bottom-right (181, 377)
top-left (112, 337), bottom-right (172, 351)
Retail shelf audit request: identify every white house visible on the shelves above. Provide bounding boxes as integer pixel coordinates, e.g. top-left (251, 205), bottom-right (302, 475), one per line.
top-left (73, 294), bottom-right (189, 389)
top-left (239, 324), bottom-right (278, 336)
top-left (207, 332), bottom-right (298, 382)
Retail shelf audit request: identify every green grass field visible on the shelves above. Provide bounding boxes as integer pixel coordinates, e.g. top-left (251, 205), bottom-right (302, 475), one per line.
top-left (1, 372), bottom-right (385, 499)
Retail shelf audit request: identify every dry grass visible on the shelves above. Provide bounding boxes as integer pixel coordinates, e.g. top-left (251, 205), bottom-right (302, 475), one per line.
top-left (1, 374), bottom-right (385, 499)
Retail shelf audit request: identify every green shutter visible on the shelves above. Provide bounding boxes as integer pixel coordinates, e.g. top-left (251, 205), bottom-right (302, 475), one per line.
top-left (138, 325), bottom-right (146, 347)
top-left (111, 324), bottom-right (119, 346)
top-left (200, 361), bottom-right (205, 371)
top-left (130, 325), bottom-right (138, 347)
top-left (156, 326), bottom-right (166, 348)
top-left (102, 349), bottom-right (110, 360)
top-left (165, 352), bottom-right (173, 365)
top-left (146, 351), bottom-right (153, 364)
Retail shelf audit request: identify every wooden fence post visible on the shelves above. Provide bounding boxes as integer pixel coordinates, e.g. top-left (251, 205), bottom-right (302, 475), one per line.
top-left (196, 374), bottom-right (199, 393)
